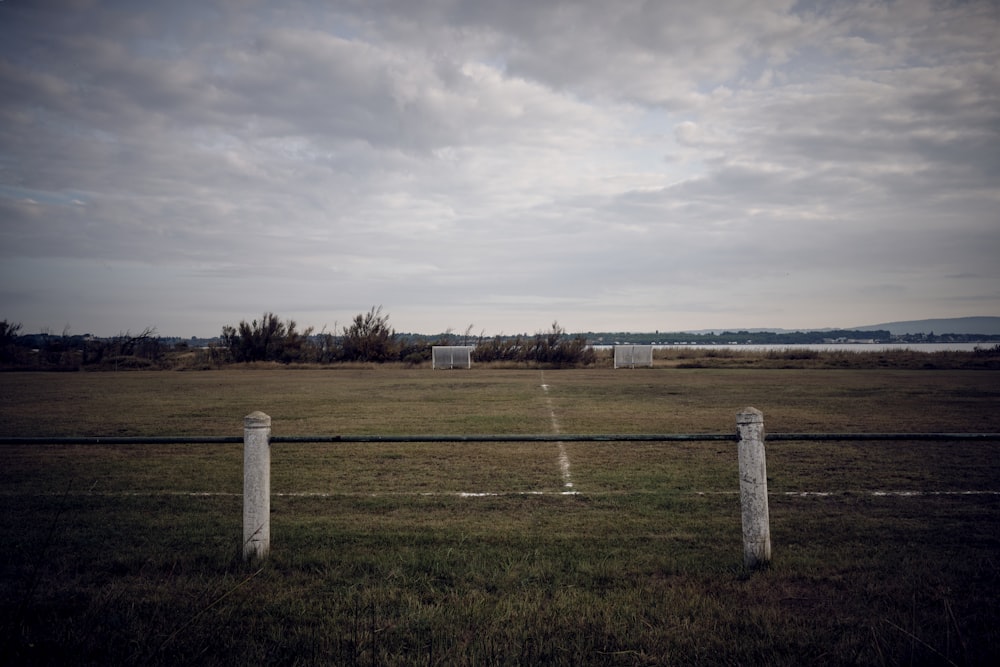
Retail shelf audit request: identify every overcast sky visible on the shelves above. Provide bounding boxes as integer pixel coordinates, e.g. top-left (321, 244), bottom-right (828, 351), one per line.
top-left (1, 0), bottom-right (998, 337)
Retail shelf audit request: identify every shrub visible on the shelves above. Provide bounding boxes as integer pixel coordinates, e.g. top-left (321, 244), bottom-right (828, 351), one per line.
top-left (221, 313), bottom-right (312, 364)
top-left (340, 306), bottom-right (397, 362)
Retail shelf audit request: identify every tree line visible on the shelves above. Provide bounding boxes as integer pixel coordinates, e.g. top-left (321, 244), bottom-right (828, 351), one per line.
top-left (1, 321), bottom-right (167, 370)
top-left (0, 309), bottom-right (595, 370)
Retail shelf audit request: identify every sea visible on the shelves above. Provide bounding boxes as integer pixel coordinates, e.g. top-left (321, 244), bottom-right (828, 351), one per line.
top-left (593, 343), bottom-right (993, 353)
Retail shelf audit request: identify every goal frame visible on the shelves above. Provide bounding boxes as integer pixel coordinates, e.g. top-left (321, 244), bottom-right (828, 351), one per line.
top-left (432, 346), bottom-right (474, 369)
top-left (613, 344), bottom-right (653, 369)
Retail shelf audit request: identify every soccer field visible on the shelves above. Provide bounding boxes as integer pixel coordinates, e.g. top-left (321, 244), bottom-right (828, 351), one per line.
top-left (1, 368), bottom-right (999, 665)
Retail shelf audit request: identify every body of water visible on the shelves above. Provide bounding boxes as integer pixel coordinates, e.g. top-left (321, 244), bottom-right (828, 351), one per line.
top-left (594, 343), bottom-right (993, 353)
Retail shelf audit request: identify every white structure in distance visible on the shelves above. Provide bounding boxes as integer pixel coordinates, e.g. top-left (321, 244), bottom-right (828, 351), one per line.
top-left (432, 346), bottom-right (474, 369)
top-left (614, 344), bottom-right (653, 369)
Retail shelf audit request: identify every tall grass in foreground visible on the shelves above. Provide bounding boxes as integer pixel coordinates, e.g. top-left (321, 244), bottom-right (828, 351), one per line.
top-left (2, 442), bottom-right (998, 666)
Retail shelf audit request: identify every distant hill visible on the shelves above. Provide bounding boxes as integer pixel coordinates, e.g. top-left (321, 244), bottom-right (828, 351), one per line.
top-left (853, 317), bottom-right (1000, 336)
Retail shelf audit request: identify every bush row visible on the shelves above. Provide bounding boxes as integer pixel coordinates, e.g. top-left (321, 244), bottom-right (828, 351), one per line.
top-left (0, 311), bottom-right (596, 370)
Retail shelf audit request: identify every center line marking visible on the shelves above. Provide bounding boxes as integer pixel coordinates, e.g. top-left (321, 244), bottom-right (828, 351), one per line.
top-left (541, 374), bottom-right (574, 491)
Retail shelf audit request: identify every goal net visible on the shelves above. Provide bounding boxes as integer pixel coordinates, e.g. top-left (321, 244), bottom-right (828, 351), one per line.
top-left (614, 345), bottom-right (653, 368)
top-left (432, 346), bottom-right (474, 369)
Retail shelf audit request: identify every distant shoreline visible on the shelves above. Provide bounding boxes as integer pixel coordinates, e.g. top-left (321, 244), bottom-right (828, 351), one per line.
top-left (593, 343), bottom-right (993, 353)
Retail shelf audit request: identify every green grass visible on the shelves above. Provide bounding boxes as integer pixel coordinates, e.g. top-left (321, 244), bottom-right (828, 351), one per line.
top-left (1, 367), bottom-right (999, 665)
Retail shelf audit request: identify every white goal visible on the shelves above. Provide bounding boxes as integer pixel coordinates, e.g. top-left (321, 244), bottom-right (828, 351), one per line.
top-left (613, 345), bottom-right (653, 368)
top-left (432, 346), bottom-right (474, 369)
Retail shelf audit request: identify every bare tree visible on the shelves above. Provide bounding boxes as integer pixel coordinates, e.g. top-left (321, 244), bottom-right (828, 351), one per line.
top-left (0, 320), bottom-right (23, 363)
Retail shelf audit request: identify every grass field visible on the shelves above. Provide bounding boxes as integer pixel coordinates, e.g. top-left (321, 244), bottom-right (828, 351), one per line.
top-left (1, 367), bottom-right (999, 665)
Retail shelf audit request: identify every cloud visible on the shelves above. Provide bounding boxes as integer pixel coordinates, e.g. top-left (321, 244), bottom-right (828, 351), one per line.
top-left (1, 0), bottom-right (998, 335)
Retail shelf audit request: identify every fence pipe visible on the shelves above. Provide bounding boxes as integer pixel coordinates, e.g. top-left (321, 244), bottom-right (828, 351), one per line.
top-left (243, 411), bottom-right (271, 560)
top-left (7, 423), bottom-right (998, 567)
top-left (271, 433), bottom-right (737, 443)
top-left (737, 407), bottom-right (771, 568)
top-left (3, 433), bottom-right (998, 446)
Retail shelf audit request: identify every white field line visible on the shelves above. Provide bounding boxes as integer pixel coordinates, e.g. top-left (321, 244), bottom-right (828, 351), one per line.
top-left (538, 383), bottom-right (561, 433)
top-left (540, 374), bottom-right (574, 492)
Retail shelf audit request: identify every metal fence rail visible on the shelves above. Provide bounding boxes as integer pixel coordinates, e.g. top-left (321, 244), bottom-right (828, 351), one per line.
top-left (0, 436), bottom-right (243, 445)
top-left (2, 432), bottom-right (999, 445)
top-left (765, 432), bottom-right (1000, 441)
top-left (4, 413), bottom-right (1000, 567)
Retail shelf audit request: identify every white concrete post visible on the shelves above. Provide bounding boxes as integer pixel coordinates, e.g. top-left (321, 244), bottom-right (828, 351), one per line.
top-left (737, 407), bottom-right (771, 568)
top-left (243, 411), bottom-right (271, 560)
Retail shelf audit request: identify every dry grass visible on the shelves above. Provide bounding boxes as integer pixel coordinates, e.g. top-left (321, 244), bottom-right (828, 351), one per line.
top-left (1, 365), bottom-right (998, 436)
